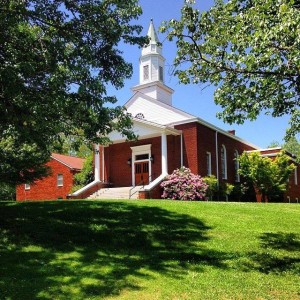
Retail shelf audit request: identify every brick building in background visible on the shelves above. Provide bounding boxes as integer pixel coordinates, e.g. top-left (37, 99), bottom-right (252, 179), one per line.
top-left (16, 153), bottom-right (84, 201)
top-left (68, 20), bottom-right (299, 202)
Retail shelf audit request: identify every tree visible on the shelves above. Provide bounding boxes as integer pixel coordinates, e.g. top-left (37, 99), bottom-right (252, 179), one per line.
top-left (238, 151), bottom-right (295, 202)
top-left (161, 167), bottom-right (208, 200)
top-left (71, 153), bottom-right (94, 193)
top-left (161, 0), bottom-right (300, 139)
top-left (0, 0), bottom-right (147, 185)
top-left (283, 136), bottom-right (300, 160)
top-left (268, 136), bottom-right (300, 162)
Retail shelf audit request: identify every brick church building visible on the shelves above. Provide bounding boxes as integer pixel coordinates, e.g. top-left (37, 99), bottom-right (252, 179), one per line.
top-left (69, 20), bottom-right (299, 202)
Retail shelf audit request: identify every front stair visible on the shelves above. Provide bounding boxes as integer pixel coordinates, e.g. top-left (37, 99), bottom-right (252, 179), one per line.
top-left (88, 186), bottom-right (141, 200)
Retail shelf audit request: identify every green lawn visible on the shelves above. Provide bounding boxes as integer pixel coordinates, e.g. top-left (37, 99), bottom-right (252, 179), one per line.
top-left (0, 200), bottom-right (299, 300)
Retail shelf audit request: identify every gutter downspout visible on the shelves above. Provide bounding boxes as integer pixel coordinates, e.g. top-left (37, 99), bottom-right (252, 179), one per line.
top-left (215, 131), bottom-right (219, 184)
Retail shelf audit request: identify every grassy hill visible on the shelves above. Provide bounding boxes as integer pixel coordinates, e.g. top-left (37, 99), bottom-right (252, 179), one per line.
top-left (0, 200), bottom-right (299, 299)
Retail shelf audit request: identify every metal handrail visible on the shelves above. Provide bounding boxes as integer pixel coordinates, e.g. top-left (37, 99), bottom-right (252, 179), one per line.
top-left (129, 174), bottom-right (153, 199)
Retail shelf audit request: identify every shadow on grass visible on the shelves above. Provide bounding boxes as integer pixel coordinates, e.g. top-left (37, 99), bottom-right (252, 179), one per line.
top-left (242, 232), bottom-right (300, 275)
top-left (0, 201), bottom-right (228, 299)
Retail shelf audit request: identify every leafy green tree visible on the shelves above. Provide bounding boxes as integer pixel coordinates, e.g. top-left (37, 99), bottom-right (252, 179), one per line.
top-left (161, 0), bottom-right (300, 139)
top-left (0, 183), bottom-right (16, 201)
top-left (283, 136), bottom-right (300, 160)
top-left (238, 151), bottom-right (295, 202)
top-left (51, 130), bottom-right (92, 158)
top-left (0, 0), bottom-right (147, 185)
top-left (268, 137), bottom-right (300, 162)
top-left (71, 153), bottom-right (94, 193)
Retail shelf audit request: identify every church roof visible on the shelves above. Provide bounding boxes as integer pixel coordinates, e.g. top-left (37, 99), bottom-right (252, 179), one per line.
top-left (125, 91), bottom-right (195, 125)
top-left (147, 19), bottom-right (160, 44)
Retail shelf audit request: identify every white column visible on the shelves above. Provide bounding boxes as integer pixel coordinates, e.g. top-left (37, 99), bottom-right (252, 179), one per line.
top-left (94, 144), bottom-right (100, 182)
top-left (102, 145), bottom-right (105, 182)
top-left (180, 133), bottom-right (183, 167)
top-left (161, 132), bottom-right (168, 175)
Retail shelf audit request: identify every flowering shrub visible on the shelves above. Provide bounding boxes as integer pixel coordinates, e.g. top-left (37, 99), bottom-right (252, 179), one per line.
top-left (161, 167), bottom-right (208, 200)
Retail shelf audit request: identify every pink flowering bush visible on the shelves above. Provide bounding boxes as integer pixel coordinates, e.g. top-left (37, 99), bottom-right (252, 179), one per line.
top-left (161, 167), bottom-right (208, 200)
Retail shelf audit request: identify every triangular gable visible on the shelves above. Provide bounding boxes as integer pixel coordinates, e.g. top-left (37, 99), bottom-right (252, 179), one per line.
top-left (107, 118), bottom-right (181, 144)
top-left (125, 91), bottom-right (196, 126)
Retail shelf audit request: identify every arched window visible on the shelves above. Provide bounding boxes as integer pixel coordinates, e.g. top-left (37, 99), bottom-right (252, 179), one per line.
top-left (234, 150), bottom-right (240, 182)
top-left (221, 145), bottom-right (227, 180)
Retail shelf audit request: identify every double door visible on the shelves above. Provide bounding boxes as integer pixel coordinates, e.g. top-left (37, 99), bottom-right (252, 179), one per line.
top-left (134, 162), bottom-right (149, 185)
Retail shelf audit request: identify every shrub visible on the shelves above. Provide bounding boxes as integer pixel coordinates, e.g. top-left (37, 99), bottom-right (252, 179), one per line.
top-left (203, 175), bottom-right (218, 200)
top-left (161, 167), bottom-right (208, 200)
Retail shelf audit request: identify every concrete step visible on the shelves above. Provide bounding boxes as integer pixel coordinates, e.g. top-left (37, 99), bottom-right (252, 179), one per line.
top-left (88, 186), bottom-right (141, 199)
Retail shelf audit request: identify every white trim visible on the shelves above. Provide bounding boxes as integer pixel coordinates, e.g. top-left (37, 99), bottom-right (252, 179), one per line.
top-left (161, 132), bottom-right (168, 175)
top-left (221, 145), bottom-right (227, 180)
top-left (295, 167), bottom-right (298, 185)
top-left (169, 118), bottom-right (260, 150)
top-left (180, 133), bottom-right (183, 167)
top-left (125, 91), bottom-right (190, 118)
top-left (234, 150), bottom-right (240, 182)
top-left (57, 174), bottom-right (64, 187)
top-left (70, 180), bottom-right (100, 197)
top-left (206, 152), bottom-right (212, 176)
top-left (102, 145), bottom-right (105, 182)
top-left (25, 183), bottom-right (30, 190)
top-left (215, 131), bottom-right (219, 182)
top-left (130, 144), bottom-right (152, 187)
top-left (94, 144), bottom-right (100, 182)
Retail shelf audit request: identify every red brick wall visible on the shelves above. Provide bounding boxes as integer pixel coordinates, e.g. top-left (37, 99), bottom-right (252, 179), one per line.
top-left (16, 159), bottom-right (78, 201)
top-left (216, 130), bottom-right (256, 183)
top-left (175, 122), bottom-right (257, 185)
top-left (175, 122), bottom-right (199, 174)
top-left (104, 137), bottom-right (163, 187)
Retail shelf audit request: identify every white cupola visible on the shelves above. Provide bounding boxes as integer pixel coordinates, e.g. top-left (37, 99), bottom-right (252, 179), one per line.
top-left (132, 19), bottom-right (174, 106)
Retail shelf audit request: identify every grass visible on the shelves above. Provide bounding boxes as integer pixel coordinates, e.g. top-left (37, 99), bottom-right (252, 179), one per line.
top-left (0, 200), bottom-right (299, 300)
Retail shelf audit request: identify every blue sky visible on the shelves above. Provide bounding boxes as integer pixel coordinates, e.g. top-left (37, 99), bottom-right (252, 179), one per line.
top-left (110, 0), bottom-right (292, 149)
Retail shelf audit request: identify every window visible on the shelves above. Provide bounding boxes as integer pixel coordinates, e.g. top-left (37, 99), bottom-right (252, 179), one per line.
top-left (221, 145), bottom-right (227, 179)
top-left (295, 167), bottom-right (298, 185)
top-left (135, 154), bottom-right (149, 161)
top-left (143, 65), bottom-right (149, 81)
top-left (57, 174), bottom-right (63, 187)
top-left (206, 152), bottom-right (212, 176)
top-left (25, 183), bottom-right (30, 190)
top-left (234, 150), bottom-right (240, 182)
top-left (159, 66), bottom-right (163, 82)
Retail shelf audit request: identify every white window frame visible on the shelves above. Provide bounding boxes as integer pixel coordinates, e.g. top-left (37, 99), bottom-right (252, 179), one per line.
top-left (143, 65), bottom-right (149, 81)
top-left (234, 150), bottom-right (240, 182)
top-left (57, 174), bottom-right (63, 187)
top-left (159, 66), bottom-right (163, 82)
top-left (221, 145), bottom-right (227, 180)
top-left (25, 183), bottom-right (30, 190)
top-left (295, 167), bottom-right (298, 185)
top-left (206, 152), bottom-right (212, 176)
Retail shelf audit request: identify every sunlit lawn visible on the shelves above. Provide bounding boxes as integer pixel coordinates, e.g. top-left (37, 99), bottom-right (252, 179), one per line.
top-left (0, 200), bottom-right (299, 299)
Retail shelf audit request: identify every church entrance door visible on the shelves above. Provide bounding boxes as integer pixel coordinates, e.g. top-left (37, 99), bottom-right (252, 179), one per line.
top-left (134, 162), bottom-right (149, 186)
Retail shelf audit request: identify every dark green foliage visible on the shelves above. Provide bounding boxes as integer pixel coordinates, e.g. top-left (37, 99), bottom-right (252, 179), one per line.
top-left (0, 183), bottom-right (16, 201)
top-left (161, 0), bottom-right (300, 139)
top-left (0, 0), bottom-right (147, 184)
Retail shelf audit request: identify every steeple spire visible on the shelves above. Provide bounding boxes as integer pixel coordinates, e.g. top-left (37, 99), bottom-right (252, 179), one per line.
top-left (147, 18), bottom-right (160, 44)
top-left (133, 19), bottom-right (174, 106)
top-left (141, 19), bottom-right (162, 57)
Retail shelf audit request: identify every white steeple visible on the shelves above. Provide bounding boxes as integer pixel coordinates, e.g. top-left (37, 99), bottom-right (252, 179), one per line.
top-left (133, 19), bottom-right (174, 106)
